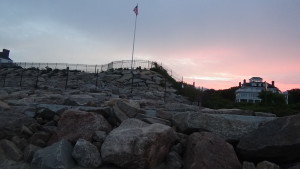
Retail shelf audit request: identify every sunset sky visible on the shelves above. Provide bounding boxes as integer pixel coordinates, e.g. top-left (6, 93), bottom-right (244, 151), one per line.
top-left (1, 0), bottom-right (299, 91)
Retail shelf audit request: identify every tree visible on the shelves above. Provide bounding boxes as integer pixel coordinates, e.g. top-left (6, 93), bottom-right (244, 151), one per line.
top-left (258, 91), bottom-right (286, 105)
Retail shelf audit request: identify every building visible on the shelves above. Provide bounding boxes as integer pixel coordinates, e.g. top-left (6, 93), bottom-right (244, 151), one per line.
top-left (0, 49), bottom-right (13, 63)
top-left (235, 77), bottom-right (286, 103)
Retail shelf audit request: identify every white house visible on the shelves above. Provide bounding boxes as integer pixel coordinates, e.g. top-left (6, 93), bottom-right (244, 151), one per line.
top-left (235, 77), bottom-right (287, 103)
top-left (0, 49), bottom-right (13, 63)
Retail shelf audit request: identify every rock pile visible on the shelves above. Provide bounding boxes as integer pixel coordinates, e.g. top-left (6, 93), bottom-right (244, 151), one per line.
top-left (0, 67), bottom-right (300, 169)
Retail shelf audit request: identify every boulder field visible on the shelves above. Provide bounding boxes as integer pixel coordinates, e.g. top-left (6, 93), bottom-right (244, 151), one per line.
top-left (0, 68), bottom-right (299, 169)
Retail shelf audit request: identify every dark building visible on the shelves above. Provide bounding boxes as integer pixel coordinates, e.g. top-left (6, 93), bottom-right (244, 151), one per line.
top-left (0, 49), bottom-right (13, 63)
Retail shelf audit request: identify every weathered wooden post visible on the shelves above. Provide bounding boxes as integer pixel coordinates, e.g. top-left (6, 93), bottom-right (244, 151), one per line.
top-left (96, 69), bottom-right (99, 88)
top-left (2, 73), bottom-right (7, 87)
top-left (65, 67), bottom-right (69, 90)
top-left (20, 69), bottom-right (24, 87)
top-left (35, 69), bottom-right (40, 88)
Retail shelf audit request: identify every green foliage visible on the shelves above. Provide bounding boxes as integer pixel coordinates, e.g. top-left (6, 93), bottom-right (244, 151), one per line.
top-left (258, 91), bottom-right (286, 106)
top-left (288, 89), bottom-right (300, 104)
top-left (149, 62), bottom-right (300, 116)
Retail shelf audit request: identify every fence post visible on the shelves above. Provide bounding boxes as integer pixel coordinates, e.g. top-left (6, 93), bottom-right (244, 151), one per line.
top-left (20, 69), bottom-right (24, 87)
top-left (96, 69), bottom-right (99, 88)
top-left (94, 65), bottom-right (97, 74)
top-left (65, 67), bottom-right (69, 90)
top-left (131, 70), bottom-right (134, 93)
top-left (35, 69), bottom-right (40, 88)
top-left (86, 65), bottom-right (87, 72)
top-left (164, 77), bottom-right (167, 102)
top-left (2, 73), bottom-right (7, 87)
top-left (101, 65), bottom-right (103, 72)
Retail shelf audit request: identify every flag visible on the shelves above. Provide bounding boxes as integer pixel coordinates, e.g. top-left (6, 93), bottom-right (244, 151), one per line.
top-left (133, 5), bottom-right (138, 15)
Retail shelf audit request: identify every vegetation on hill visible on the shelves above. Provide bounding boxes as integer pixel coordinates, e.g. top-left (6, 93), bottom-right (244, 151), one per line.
top-left (150, 63), bottom-right (300, 117)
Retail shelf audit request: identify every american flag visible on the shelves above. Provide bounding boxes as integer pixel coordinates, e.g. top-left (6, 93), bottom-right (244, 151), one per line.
top-left (133, 5), bottom-right (138, 15)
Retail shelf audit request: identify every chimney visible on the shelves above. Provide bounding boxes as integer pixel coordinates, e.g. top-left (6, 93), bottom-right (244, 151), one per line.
top-left (193, 82), bottom-right (195, 87)
top-left (243, 79), bottom-right (246, 84)
top-left (2, 49), bottom-right (10, 59)
top-left (239, 82), bottom-right (241, 87)
top-left (272, 81), bottom-right (275, 86)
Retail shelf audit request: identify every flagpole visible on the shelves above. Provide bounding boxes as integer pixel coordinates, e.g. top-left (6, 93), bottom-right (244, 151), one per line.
top-left (131, 4), bottom-right (138, 69)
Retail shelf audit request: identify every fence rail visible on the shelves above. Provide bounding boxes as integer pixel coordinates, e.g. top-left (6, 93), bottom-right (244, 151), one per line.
top-left (0, 60), bottom-right (183, 88)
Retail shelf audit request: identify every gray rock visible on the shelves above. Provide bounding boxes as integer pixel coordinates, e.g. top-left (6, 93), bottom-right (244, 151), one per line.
top-left (101, 118), bottom-right (177, 169)
top-left (31, 139), bottom-right (75, 169)
top-left (165, 151), bottom-right (183, 169)
top-left (0, 100), bottom-right (10, 110)
top-left (0, 159), bottom-right (31, 169)
top-left (11, 136), bottom-right (27, 150)
top-left (0, 139), bottom-right (23, 161)
top-left (172, 112), bottom-right (276, 141)
top-left (49, 109), bottom-right (112, 143)
top-left (237, 114), bottom-right (300, 163)
top-left (201, 108), bottom-right (254, 116)
top-left (23, 144), bottom-right (41, 162)
top-left (0, 108), bottom-right (36, 139)
top-left (243, 161), bottom-right (256, 169)
top-left (72, 139), bottom-right (102, 168)
top-left (93, 131), bottom-right (107, 143)
top-left (164, 103), bottom-right (199, 112)
top-left (254, 112), bottom-right (277, 117)
top-left (183, 132), bottom-right (241, 169)
top-left (256, 161), bottom-right (280, 169)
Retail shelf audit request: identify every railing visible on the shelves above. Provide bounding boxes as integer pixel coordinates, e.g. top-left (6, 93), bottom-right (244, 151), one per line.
top-left (0, 60), bottom-right (183, 88)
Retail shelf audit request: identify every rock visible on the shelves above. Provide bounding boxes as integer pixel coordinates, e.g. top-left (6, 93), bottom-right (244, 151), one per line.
top-left (172, 112), bottom-right (276, 141)
top-left (201, 108), bottom-right (253, 116)
top-left (170, 143), bottom-right (183, 155)
top-left (51, 109), bottom-right (112, 143)
top-left (23, 144), bottom-right (41, 162)
top-left (93, 131), bottom-right (107, 143)
top-left (256, 161), bottom-right (280, 169)
top-left (112, 104), bottom-right (129, 122)
top-left (243, 161), bottom-right (256, 169)
top-left (183, 132), bottom-right (241, 169)
top-left (164, 102), bottom-right (199, 112)
top-left (23, 109), bottom-right (36, 118)
top-left (31, 139), bottom-right (75, 169)
top-left (116, 100), bottom-right (144, 117)
top-left (284, 163), bottom-right (300, 169)
top-left (254, 112), bottom-right (277, 117)
top-left (0, 108), bottom-right (36, 139)
top-left (0, 139), bottom-right (23, 161)
top-left (165, 151), bottom-right (183, 169)
top-left (237, 114), bottom-right (300, 163)
top-left (156, 110), bottom-right (173, 120)
top-left (72, 139), bottom-right (102, 168)
top-left (141, 117), bottom-right (171, 126)
top-left (0, 159), bottom-right (31, 169)
top-left (0, 100), bottom-right (10, 110)
top-left (11, 135), bottom-right (28, 150)
top-left (21, 125), bottom-right (34, 137)
top-left (36, 108), bottom-right (56, 120)
top-left (101, 118), bottom-right (177, 169)
top-left (29, 131), bottom-right (51, 147)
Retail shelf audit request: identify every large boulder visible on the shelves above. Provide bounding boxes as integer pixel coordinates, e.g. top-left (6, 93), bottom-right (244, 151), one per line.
top-left (237, 114), bottom-right (300, 163)
top-left (0, 107), bottom-right (36, 139)
top-left (183, 132), bottom-right (241, 169)
top-left (72, 139), bottom-right (102, 168)
top-left (172, 112), bottom-right (276, 141)
top-left (0, 159), bottom-right (31, 169)
top-left (31, 139), bottom-right (75, 169)
top-left (51, 109), bottom-right (112, 143)
top-left (101, 118), bottom-right (177, 169)
top-left (0, 139), bottom-right (23, 161)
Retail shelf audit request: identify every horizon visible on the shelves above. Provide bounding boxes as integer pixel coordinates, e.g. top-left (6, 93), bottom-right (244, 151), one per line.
top-left (1, 1), bottom-right (299, 91)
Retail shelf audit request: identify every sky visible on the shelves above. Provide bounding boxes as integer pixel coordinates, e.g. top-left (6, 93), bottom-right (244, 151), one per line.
top-left (1, 0), bottom-right (300, 91)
